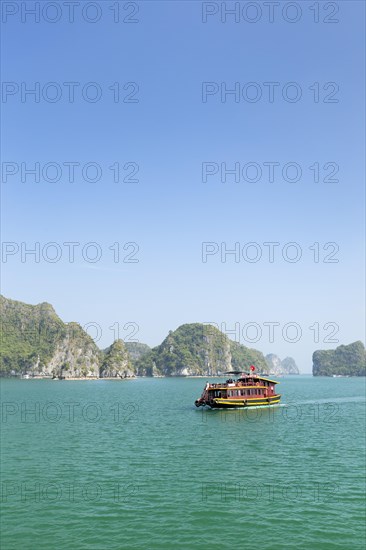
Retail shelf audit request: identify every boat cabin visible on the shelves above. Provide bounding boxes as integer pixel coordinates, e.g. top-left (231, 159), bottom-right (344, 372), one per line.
top-left (195, 371), bottom-right (281, 409)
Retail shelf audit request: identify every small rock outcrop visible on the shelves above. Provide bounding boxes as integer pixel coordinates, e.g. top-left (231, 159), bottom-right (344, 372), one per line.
top-left (100, 339), bottom-right (134, 378)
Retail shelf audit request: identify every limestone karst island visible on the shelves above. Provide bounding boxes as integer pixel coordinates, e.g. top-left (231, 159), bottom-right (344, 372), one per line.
top-left (1, 295), bottom-right (365, 379)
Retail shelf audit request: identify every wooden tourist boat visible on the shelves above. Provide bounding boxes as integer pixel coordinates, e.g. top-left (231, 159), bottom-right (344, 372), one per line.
top-left (194, 366), bottom-right (281, 409)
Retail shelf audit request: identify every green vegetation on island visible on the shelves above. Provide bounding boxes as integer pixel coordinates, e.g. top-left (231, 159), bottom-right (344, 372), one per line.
top-left (100, 339), bottom-right (133, 378)
top-left (134, 323), bottom-right (268, 376)
top-left (0, 295), bottom-right (100, 377)
top-left (1, 295), bottom-right (65, 374)
top-left (124, 342), bottom-right (151, 362)
top-left (312, 341), bottom-right (366, 376)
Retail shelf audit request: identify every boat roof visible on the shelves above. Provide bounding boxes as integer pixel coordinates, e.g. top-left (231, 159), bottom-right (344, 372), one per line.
top-left (245, 376), bottom-right (279, 384)
top-left (223, 370), bottom-right (246, 374)
top-left (223, 371), bottom-right (279, 384)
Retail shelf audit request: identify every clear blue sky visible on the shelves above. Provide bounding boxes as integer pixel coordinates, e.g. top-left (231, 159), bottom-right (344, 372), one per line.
top-left (1, 1), bottom-right (365, 372)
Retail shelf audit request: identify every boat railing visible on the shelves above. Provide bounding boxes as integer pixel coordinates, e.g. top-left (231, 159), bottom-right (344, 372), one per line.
top-left (208, 381), bottom-right (266, 389)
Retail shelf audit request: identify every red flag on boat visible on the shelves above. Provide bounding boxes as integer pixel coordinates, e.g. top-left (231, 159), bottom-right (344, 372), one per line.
top-left (250, 365), bottom-right (256, 371)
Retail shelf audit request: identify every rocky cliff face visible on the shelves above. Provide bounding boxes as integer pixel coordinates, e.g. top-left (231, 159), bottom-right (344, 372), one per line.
top-left (313, 341), bottom-right (366, 376)
top-left (45, 323), bottom-right (100, 378)
top-left (135, 323), bottom-right (267, 376)
top-left (0, 295), bottom-right (100, 377)
top-left (100, 339), bottom-right (134, 378)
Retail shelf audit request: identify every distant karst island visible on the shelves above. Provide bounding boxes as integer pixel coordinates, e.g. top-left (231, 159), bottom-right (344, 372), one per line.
top-left (265, 354), bottom-right (299, 376)
top-left (1, 295), bottom-right (364, 378)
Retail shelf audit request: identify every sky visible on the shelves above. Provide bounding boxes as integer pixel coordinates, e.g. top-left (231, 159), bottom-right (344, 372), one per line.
top-left (1, 0), bottom-right (365, 372)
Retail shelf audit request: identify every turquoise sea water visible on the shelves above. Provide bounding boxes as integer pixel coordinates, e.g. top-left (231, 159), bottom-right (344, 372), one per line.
top-left (1, 376), bottom-right (365, 550)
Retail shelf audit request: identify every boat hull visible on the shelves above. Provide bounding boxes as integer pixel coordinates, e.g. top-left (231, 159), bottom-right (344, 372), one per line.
top-left (201, 394), bottom-right (281, 409)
